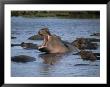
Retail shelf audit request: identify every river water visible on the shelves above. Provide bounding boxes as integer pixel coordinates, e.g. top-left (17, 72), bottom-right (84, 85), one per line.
top-left (11, 17), bottom-right (100, 77)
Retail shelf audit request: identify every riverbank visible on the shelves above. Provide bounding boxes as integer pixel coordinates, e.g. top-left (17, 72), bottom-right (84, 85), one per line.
top-left (11, 11), bottom-right (100, 19)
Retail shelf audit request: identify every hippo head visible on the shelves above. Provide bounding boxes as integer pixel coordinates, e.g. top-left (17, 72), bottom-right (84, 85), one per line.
top-left (38, 28), bottom-right (51, 45)
top-left (37, 28), bottom-right (51, 53)
top-left (37, 28), bottom-right (70, 53)
top-left (38, 28), bottom-right (51, 36)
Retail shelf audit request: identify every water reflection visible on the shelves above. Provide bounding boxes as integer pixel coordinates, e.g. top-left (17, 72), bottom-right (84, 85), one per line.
top-left (39, 53), bottom-right (64, 65)
top-left (37, 53), bottom-right (64, 76)
top-left (38, 64), bottom-right (51, 76)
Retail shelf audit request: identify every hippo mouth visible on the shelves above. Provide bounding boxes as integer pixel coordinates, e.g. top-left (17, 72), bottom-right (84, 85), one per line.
top-left (42, 35), bottom-right (49, 47)
top-left (37, 28), bottom-right (51, 50)
top-left (39, 35), bottom-right (49, 48)
top-left (38, 35), bottom-right (50, 52)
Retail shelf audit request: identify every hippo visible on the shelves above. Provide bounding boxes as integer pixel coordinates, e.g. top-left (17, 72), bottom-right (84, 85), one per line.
top-left (79, 50), bottom-right (97, 61)
top-left (11, 55), bottom-right (36, 63)
top-left (21, 42), bottom-right (38, 49)
top-left (71, 38), bottom-right (99, 50)
top-left (11, 42), bottom-right (38, 50)
top-left (37, 28), bottom-right (79, 53)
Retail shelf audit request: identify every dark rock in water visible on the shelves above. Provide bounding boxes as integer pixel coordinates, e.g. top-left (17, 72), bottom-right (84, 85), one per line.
top-left (11, 44), bottom-right (21, 47)
top-left (79, 50), bottom-right (96, 61)
top-left (11, 36), bottom-right (16, 39)
top-left (90, 33), bottom-right (100, 36)
top-left (74, 64), bottom-right (98, 66)
top-left (11, 55), bottom-right (36, 63)
top-left (74, 64), bottom-right (90, 66)
top-left (71, 38), bottom-right (99, 50)
top-left (21, 42), bottom-right (38, 49)
top-left (28, 35), bottom-right (43, 40)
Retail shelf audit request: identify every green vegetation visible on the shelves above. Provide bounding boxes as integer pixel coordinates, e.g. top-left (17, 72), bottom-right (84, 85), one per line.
top-left (11, 11), bottom-right (100, 18)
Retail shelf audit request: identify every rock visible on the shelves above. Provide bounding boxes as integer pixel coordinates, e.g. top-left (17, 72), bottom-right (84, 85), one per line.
top-left (21, 42), bottom-right (38, 49)
top-left (11, 36), bottom-right (16, 39)
top-left (79, 50), bottom-right (96, 61)
top-left (11, 44), bottom-right (21, 47)
top-left (28, 35), bottom-right (43, 40)
top-left (71, 38), bottom-right (99, 50)
top-left (11, 55), bottom-right (36, 63)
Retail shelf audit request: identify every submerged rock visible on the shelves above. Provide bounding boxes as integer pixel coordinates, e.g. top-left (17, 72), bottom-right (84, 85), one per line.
top-left (28, 35), bottom-right (43, 40)
top-left (11, 55), bottom-right (36, 63)
top-left (71, 38), bottom-right (99, 50)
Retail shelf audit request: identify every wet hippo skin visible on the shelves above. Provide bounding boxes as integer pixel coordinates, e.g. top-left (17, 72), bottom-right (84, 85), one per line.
top-left (21, 42), bottom-right (38, 49)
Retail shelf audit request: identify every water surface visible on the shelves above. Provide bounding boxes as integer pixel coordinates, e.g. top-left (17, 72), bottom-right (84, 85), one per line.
top-left (11, 17), bottom-right (100, 77)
